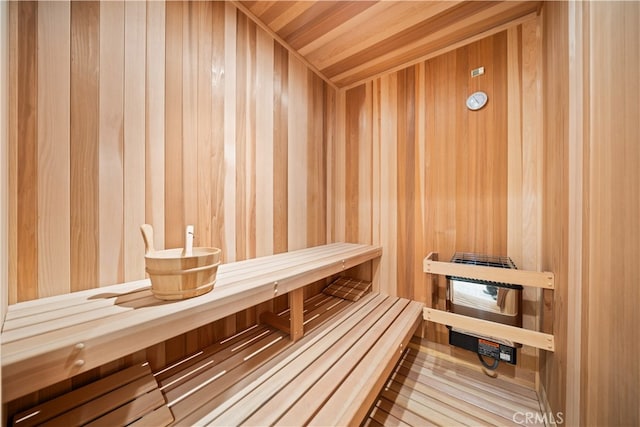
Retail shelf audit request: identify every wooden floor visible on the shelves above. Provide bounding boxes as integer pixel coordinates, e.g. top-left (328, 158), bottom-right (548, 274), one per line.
top-left (364, 338), bottom-right (545, 427)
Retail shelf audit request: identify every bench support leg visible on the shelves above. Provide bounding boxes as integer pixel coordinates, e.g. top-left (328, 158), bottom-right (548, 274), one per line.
top-left (289, 288), bottom-right (304, 341)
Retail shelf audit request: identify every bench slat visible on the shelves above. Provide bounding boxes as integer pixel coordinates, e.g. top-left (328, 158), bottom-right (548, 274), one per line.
top-left (12, 363), bottom-right (152, 426)
top-left (129, 406), bottom-right (175, 427)
top-left (84, 388), bottom-right (168, 427)
top-left (41, 375), bottom-right (159, 426)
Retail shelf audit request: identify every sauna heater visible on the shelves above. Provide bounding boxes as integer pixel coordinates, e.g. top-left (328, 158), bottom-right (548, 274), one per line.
top-left (446, 253), bottom-right (523, 367)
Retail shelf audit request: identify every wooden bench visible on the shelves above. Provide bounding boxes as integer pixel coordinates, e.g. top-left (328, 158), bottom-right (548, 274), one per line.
top-left (163, 292), bottom-right (423, 426)
top-left (3, 243), bottom-right (423, 426)
top-left (2, 243), bottom-right (382, 403)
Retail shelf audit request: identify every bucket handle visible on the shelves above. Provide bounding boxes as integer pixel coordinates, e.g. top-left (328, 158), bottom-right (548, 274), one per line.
top-left (140, 224), bottom-right (155, 256)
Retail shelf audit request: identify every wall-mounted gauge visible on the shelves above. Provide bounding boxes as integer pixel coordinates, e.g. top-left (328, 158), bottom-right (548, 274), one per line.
top-left (466, 91), bottom-right (488, 111)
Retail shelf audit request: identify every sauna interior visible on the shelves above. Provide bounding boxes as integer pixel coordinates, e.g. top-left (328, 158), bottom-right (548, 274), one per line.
top-left (0, 1), bottom-right (638, 426)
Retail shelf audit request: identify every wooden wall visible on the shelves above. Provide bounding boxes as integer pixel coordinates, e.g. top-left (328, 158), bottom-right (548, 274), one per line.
top-left (584, 3), bottom-right (639, 423)
top-left (329, 18), bottom-right (543, 385)
top-left (541, 1), bottom-right (640, 425)
top-left (7, 0), bottom-right (332, 381)
top-left (8, 0), bottom-right (330, 301)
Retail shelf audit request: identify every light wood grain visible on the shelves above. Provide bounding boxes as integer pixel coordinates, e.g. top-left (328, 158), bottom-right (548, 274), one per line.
top-left (584, 2), bottom-right (639, 425)
top-left (287, 56), bottom-right (309, 251)
top-left (377, 73), bottom-right (398, 298)
top-left (145, 0), bottom-right (166, 253)
top-left (223, 1), bottom-right (237, 263)
top-left (37, 1), bottom-right (70, 297)
top-left (98, 1), bottom-right (125, 287)
top-left (255, 27), bottom-right (274, 258)
top-left (123, 0), bottom-right (146, 281)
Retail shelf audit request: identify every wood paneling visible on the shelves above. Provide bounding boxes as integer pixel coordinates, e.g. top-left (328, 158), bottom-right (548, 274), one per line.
top-left (16, 1), bottom-right (38, 303)
top-left (8, 0), bottom-right (332, 405)
top-left (241, 0), bottom-right (541, 87)
top-left (330, 23), bottom-right (542, 384)
top-left (583, 2), bottom-right (639, 424)
top-left (98, 1), bottom-right (125, 287)
top-left (541, 2), bottom-right (640, 424)
top-left (37, 1), bottom-right (70, 297)
top-left (70, 1), bottom-right (100, 292)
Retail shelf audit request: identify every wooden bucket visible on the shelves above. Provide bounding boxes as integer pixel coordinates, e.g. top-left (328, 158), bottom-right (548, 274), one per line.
top-left (141, 225), bottom-right (222, 300)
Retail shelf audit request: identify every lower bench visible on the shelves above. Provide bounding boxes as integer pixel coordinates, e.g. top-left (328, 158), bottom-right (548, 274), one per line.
top-left (12, 292), bottom-right (423, 427)
top-left (179, 292), bottom-right (423, 426)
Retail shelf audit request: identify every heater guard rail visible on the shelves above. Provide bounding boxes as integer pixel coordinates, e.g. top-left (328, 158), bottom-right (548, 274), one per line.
top-left (423, 252), bottom-right (555, 352)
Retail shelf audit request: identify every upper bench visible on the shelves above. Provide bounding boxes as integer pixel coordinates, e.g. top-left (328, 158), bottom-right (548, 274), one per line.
top-left (1, 242), bottom-right (382, 403)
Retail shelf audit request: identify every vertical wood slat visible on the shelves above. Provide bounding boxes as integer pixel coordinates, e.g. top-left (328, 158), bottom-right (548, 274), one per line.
top-left (1, 0), bottom-right (10, 322)
top-left (182, 0), bottom-right (207, 353)
top-left (70, 1), bottom-right (99, 292)
top-left (287, 55), bottom-right (308, 251)
top-left (273, 41), bottom-right (288, 255)
top-left (235, 10), bottom-right (256, 263)
top-left (210, 0), bottom-right (226, 253)
top-left (585, 2), bottom-right (639, 425)
top-left (99, 0), bottom-right (124, 287)
top-left (8, 0), bottom-right (18, 305)
top-left (164, 0), bottom-right (183, 250)
top-left (123, 0), bottom-right (145, 281)
top-left (255, 28), bottom-right (274, 258)
top-left (223, 1), bottom-right (237, 264)
top-left (196, 0), bottom-right (212, 251)
top-left (344, 85), bottom-right (363, 244)
top-left (145, 0), bottom-right (165, 251)
top-left (378, 73), bottom-right (398, 297)
top-left (16, 1), bottom-right (38, 302)
top-left (37, 1), bottom-right (70, 297)
top-left (516, 17), bottom-right (542, 384)
top-left (306, 71), bottom-right (326, 247)
top-left (181, 1), bottom-right (197, 249)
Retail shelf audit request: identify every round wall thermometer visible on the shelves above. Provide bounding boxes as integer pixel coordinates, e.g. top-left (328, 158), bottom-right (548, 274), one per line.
top-left (466, 91), bottom-right (488, 111)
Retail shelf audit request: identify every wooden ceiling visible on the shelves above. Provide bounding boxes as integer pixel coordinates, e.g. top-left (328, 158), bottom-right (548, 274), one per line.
top-left (238, 1), bottom-right (541, 88)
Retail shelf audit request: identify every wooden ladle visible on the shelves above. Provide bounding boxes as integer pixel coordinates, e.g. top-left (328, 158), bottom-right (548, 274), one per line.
top-left (140, 224), bottom-right (155, 256)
